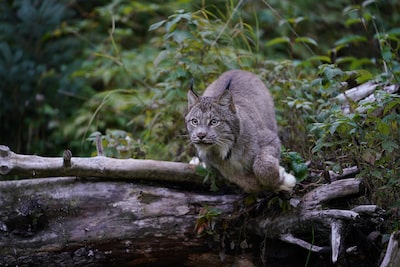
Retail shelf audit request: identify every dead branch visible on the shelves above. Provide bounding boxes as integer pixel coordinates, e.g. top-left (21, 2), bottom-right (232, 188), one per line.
top-left (335, 82), bottom-right (399, 114)
top-left (252, 178), bottom-right (386, 264)
top-left (0, 145), bottom-right (204, 186)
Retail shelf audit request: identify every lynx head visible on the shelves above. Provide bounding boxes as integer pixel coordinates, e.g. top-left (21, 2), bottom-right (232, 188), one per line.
top-left (185, 80), bottom-right (239, 159)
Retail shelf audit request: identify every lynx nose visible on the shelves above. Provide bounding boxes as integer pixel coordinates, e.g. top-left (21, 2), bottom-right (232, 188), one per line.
top-left (196, 132), bottom-right (207, 140)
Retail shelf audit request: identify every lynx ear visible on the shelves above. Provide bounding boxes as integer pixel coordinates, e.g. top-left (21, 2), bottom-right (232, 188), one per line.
top-left (218, 87), bottom-right (235, 113)
top-left (188, 79), bottom-right (199, 109)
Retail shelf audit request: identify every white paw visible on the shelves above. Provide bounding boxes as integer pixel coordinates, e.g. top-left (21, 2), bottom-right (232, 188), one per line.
top-left (189, 156), bottom-right (200, 165)
top-left (278, 166), bottom-right (296, 192)
top-left (189, 156), bottom-right (206, 168)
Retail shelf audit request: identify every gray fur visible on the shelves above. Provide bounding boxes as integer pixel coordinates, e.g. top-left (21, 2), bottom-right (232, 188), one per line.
top-left (186, 70), bottom-right (284, 193)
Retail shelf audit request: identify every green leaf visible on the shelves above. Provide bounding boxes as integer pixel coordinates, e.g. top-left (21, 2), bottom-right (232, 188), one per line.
top-left (295, 37), bottom-right (318, 46)
top-left (321, 65), bottom-right (344, 80)
top-left (287, 16), bottom-right (306, 25)
top-left (345, 18), bottom-right (363, 27)
top-left (383, 99), bottom-right (400, 115)
top-left (386, 28), bottom-right (400, 38)
top-left (265, 37), bottom-right (290, 47)
top-left (329, 121), bottom-right (341, 135)
top-left (381, 46), bottom-right (393, 62)
top-left (153, 50), bottom-right (170, 66)
top-left (382, 139), bottom-right (399, 153)
top-left (195, 165), bottom-right (209, 176)
top-left (377, 121), bottom-right (390, 135)
top-left (308, 56), bottom-right (331, 64)
top-left (362, 0), bottom-right (377, 8)
top-left (355, 69), bottom-right (373, 84)
top-left (148, 19), bottom-right (166, 31)
top-left (291, 161), bottom-right (307, 175)
top-left (334, 35), bottom-right (367, 47)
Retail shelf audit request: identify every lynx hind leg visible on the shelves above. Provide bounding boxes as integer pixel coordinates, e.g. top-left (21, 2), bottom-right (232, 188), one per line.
top-left (252, 152), bottom-right (280, 190)
top-left (227, 173), bottom-right (264, 193)
top-left (253, 151), bottom-right (296, 192)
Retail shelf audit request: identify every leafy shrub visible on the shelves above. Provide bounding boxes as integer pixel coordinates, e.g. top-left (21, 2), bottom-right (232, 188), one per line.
top-left (0, 0), bottom-right (92, 155)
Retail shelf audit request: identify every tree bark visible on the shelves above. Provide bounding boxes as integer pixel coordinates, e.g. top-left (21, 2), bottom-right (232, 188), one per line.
top-left (0, 177), bottom-right (241, 266)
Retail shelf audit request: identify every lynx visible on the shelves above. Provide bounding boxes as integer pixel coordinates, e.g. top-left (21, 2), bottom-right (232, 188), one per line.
top-left (185, 70), bottom-right (296, 193)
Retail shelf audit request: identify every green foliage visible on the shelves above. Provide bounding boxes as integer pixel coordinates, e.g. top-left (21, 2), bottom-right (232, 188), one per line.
top-left (195, 165), bottom-right (220, 192)
top-left (194, 205), bottom-right (222, 236)
top-left (67, 1), bottom-right (272, 160)
top-left (87, 130), bottom-right (146, 159)
top-left (281, 149), bottom-right (308, 182)
top-left (0, 0), bottom-right (93, 155)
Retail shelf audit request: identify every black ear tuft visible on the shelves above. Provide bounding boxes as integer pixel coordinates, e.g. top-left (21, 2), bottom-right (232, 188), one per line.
top-left (224, 78), bottom-right (232, 90)
top-left (190, 78), bottom-right (195, 92)
top-left (188, 78), bottom-right (199, 109)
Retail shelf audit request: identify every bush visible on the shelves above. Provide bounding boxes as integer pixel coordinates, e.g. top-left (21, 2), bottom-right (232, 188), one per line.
top-left (0, 0), bottom-right (93, 155)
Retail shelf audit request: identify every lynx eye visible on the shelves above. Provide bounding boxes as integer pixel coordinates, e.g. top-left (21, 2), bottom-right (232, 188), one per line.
top-left (209, 118), bottom-right (219, 126)
top-left (190, 118), bottom-right (199, 126)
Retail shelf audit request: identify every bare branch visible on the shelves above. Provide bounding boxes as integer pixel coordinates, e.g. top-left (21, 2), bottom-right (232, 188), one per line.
top-left (280, 233), bottom-right (326, 253)
top-left (0, 145), bottom-right (204, 186)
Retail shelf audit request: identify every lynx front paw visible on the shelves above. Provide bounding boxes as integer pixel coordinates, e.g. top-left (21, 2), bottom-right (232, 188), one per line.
top-left (189, 156), bottom-right (200, 165)
top-left (189, 156), bottom-right (207, 168)
top-left (278, 166), bottom-right (296, 192)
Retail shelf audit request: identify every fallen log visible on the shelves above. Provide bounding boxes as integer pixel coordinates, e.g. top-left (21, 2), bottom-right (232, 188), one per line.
top-left (0, 146), bottom-right (393, 266)
top-left (0, 177), bottom-right (241, 266)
